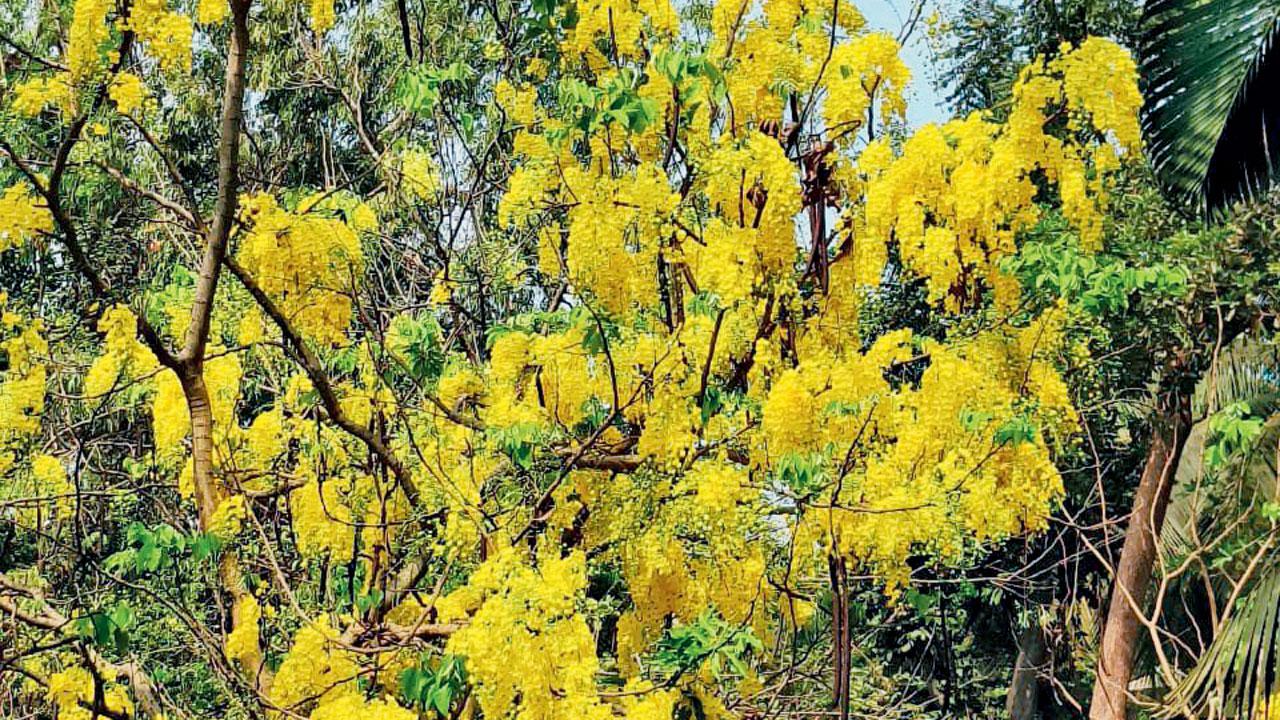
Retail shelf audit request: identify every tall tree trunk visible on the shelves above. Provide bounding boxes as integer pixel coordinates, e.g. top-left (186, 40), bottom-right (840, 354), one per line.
top-left (177, 0), bottom-right (268, 694)
top-left (1007, 621), bottom-right (1047, 720)
top-left (1089, 392), bottom-right (1192, 719)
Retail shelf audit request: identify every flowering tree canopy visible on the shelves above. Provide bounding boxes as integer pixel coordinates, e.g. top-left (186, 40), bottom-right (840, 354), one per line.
top-left (0, 0), bottom-right (1143, 718)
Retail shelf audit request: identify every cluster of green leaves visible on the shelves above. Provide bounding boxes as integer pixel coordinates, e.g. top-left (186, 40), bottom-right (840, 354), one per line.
top-left (651, 611), bottom-right (762, 681)
top-left (652, 46), bottom-right (727, 118)
top-left (1204, 401), bottom-right (1265, 470)
top-left (551, 69), bottom-right (660, 140)
top-left (72, 602), bottom-right (137, 654)
top-left (389, 313), bottom-right (447, 383)
top-left (399, 654), bottom-right (467, 715)
top-left (104, 522), bottom-right (221, 577)
top-left (1003, 236), bottom-right (1189, 317)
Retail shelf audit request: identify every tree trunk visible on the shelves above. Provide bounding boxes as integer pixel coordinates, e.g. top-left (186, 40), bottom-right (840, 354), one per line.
top-left (177, 1), bottom-right (269, 694)
top-left (1007, 621), bottom-right (1047, 720)
top-left (181, 370), bottom-right (219, 528)
top-left (829, 553), bottom-right (851, 720)
top-left (1089, 393), bottom-right (1191, 720)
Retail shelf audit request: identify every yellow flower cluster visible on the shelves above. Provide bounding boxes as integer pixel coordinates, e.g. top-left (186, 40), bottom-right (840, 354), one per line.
top-left (196, 0), bottom-right (229, 24)
top-left (1057, 37), bottom-right (1143, 153)
top-left (66, 0), bottom-right (113, 79)
top-left (0, 184), bottom-right (53, 252)
top-left (843, 38), bottom-right (1140, 311)
top-left (824, 32), bottom-right (911, 139)
top-left (83, 306), bottom-right (154, 398)
top-left (108, 72), bottom-right (148, 115)
top-left (31, 454), bottom-right (75, 521)
top-left (224, 595), bottom-right (261, 665)
top-left (0, 303), bottom-right (48, 475)
top-left (711, 0), bottom-right (866, 123)
top-left (210, 494), bottom-right (248, 539)
top-left (290, 480), bottom-right (356, 561)
top-left (309, 693), bottom-right (417, 720)
top-left (771, 317), bottom-right (1077, 592)
top-left (10, 76), bottom-right (74, 116)
top-left (310, 0), bottom-right (336, 33)
top-left (566, 0), bottom-right (679, 68)
top-left (126, 0), bottom-right (194, 73)
top-left (440, 549), bottom-right (613, 720)
top-left (149, 352), bottom-right (239, 459)
top-left (236, 193), bottom-right (365, 346)
top-left (699, 132), bottom-right (801, 274)
top-left (270, 618), bottom-right (360, 711)
top-left (561, 164), bottom-right (676, 314)
top-left (151, 371), bottom-right (189, 454)
top-left (399, 148), bottom-right (441, 200)
top-left (46, 666), bottom-right (132, 720)
top-left (261, 616), bottom-right (417, 719)
top-left (11, 0), bottom-right (196, 119)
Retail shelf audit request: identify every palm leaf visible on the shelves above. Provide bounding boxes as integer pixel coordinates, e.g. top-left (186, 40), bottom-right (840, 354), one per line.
top-left (1140, 0), bottom-right (1280, 212)
top-left (1160, 336), bottom-right (1280, 717)
top-left (1162, 565), bottom-right (1280, 717)
top-left (1163, 336), bottom-right (1280, 562)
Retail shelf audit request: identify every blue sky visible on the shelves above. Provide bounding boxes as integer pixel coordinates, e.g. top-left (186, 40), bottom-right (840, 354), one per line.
top-left (859, 0), bottom-right (950, 127)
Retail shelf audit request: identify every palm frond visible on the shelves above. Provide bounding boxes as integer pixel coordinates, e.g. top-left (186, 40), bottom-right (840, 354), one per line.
top-left (1163, 336), bottom-right (1280, 563)
top-left (1162, 565), bottom-right (1280, 717)
top-left (1140, 0), bottom-right (1280, 212)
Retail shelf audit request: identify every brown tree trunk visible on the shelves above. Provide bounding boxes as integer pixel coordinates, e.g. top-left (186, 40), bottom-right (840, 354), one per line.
top-left (1089, 393), bottom-right (1191, 719)
top-left (829, 553), bottom-right (850, 720)
top-left (176, 0), bottom-right (269, 694)
top-left (181, 370), bottom-right (219, 528)
top-left (1007, 621), bottom-right (1047, 720)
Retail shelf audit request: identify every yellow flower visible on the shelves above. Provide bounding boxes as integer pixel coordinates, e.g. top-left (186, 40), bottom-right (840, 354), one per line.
top-left (310, 0), bottom-right (336, 33)
top-left (126, 0), bottom-right (194, 73)
top-left (31, 454), bottom-right (74, 520)
top-left (196, 0), bottom-right (229, 24)
top-left (0, 185), bottom-right (53, 252)
top-left (10, 76), bottom-right (74, 116)
top-left (108, 72), bottom-right (147, 115)
top-left (224, 594), bottom-right (261, 664)
top-left (400, 148), bottom-right (441, 200)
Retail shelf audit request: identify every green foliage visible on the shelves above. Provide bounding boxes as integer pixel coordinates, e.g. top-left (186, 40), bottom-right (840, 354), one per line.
top-left (1205, 402), bottom-right (1265, 470)
top-left (390, 313), bottom-right (447, 382)
top-left (651, 611), bottom-right (762, 681)
top-left (993, 414), bottom-right (1037, 446)
top-left (550, 68), bottom-right (660, 141)
top-left (72, 602), bottom-right (135, 654)
top-left (1002, 235), bottom-right (1189, 316)
top-left (396, 61), bottom-right (474, 117)
top-left (105, 522), bottom-right (221, 577)
top-left (776, 451), bottom-right (828, 499)
top-left (1140, 0), bottom-right (1280, 211)
top-left (496, 422), bottom-right (543, 470)
top-left (399, 654), bottom-right (468, 715)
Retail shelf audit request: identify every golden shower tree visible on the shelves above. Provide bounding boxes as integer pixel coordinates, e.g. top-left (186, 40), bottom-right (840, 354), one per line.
top-left (0, 0), bottom-right (1140, 717)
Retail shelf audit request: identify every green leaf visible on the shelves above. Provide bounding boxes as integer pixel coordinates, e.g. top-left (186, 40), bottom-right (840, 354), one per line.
top-left (1141, 0), bottom-right (1280, 211)
top-left (994, 415), bottom-right (1037, 446)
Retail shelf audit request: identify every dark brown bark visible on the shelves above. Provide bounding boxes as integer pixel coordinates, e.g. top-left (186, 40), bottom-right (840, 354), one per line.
top-left (829, 553), bottom-right (851, 720)
top-left (1089, 393), bottom-right (1192, 720)
top-left (1007, 622), bottom-right (1047, 720)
